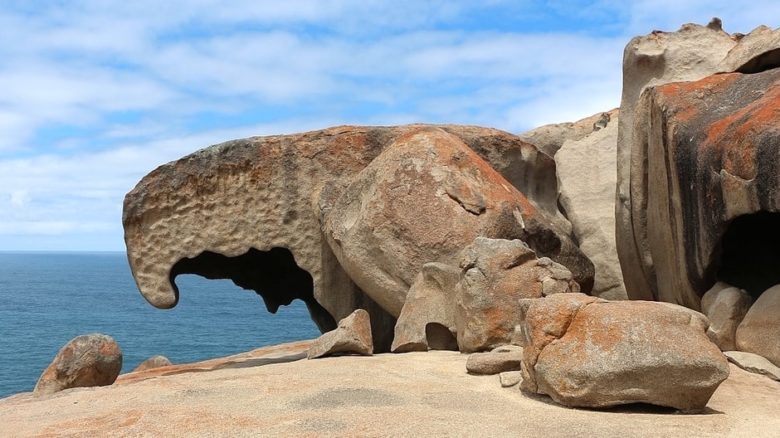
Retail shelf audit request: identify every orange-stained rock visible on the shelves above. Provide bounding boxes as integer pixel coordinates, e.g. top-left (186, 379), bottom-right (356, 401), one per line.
top-left (321, 128), bottom-right (593, 320)
top-left (455, 238), bottom-right (579, 352)
top-left (34, 334), bottom-right (123, 396)
top-left (630, 68), bottom-right (780, 309)
top-left (123, 124), bottom-right (570, 352)
top-left (307, 309), bottom-right (374, 359)
top-left (519, 294), bottom-right (729, 412)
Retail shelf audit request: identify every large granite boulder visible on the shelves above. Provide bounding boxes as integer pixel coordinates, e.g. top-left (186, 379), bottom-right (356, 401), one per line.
top-left (123, 124), bottom-right (568, 352)
top-left (455, 237), bottom-right (578, 352)
top-left (736, 285), bottom-right (780, 366)
top-left (391, 263), bottom-right (460, 353)
top-left (554, 110), bottom-right (626, 300)
top-left (519, 294), bottom-right (729, 411)
top-left (34, 334), bottom-right (123, 396)
top-left (321, 127), bottom-right (593, 318)
top-left (615, 21), bottom-right (780, 304)
top-left (624, 68), bottom-right (780, 310)
top-left (307, 309), bottom-right (373, 359)
top-left (700, 282), bottom-right (752, 351)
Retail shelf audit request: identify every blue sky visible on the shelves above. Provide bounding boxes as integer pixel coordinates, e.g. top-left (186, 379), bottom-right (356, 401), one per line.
top-left (0, 1), bottom-right (776, 251)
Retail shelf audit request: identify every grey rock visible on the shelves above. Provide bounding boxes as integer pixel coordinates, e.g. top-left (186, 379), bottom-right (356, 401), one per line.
top-left (701, 282), bottom-right (752, 351)
top-left (466, 348), bottom-right (523, 375)
top-left (499, 371), bottom-right (523, 388)
top-left (724, 351), bottom-right (780, 381)
top-left (308, 310), bottom-right (373, 359)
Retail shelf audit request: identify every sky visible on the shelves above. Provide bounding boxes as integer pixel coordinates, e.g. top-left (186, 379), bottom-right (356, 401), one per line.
top-left (0, 1), bottom-right (776, 251)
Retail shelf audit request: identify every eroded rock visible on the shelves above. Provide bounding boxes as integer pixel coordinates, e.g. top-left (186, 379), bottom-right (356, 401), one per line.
top-left (133, 355), bottom-right (173, 373)
top-left (391, 263), bottom-right (460, 353)
top-left (519, 110), bottom-right (616, 157)
top-left (520, 294), bottom-right (729, 411)
top-left (724, 351), bottom-right (780, 381)
top-left (321, 127), bottom-right (593, 319)
top-left (701, 282), bottom-right (751, 351)
top-left (499, 371), bottom-right (523, 388)
top-left (466, 345), bottom-right (523, 375)
top-left (455, 238), bottom-right (578, 352)
top-left (308, 309), bottom-right (373, 359)
top-left (34, 334), bottom-right (123, 396)
top-left (736, 285), bottom-right (780, 366)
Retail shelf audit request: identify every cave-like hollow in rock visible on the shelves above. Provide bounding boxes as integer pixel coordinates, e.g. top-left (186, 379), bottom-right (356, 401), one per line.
top-left (169, 247), bottom-right (337, 334)
top-left (715, 211), bottom-right (780, 300)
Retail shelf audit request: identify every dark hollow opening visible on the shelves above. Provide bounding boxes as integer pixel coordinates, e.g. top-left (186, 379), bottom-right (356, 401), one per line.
top-left (170, 247), bottom-right (336, 333)
top-left (736, 48), bottom-right (780, 74)
top-left (716, 212), bottom-right (780, 300)
top-left (425, 323), bottom-right (458, 351)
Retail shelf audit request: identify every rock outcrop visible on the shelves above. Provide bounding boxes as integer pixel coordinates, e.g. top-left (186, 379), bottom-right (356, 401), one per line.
top-left (519, 294), bottom-right (729, 411)
top-left (736, 285), bottom-right (780, 366)
top-left (455, 238), bottom-right (578, 352)
top-left (554, 110), bottom-right (627, 300)
top-left (465, 345), bottom-right (523, 375)
top-left (520, 110), bottom-right (616, 157)
top-left (321, 127), bottom-right (593, 318)
top-left (123, 124), bottom-right (575, 352)
top-left (724, 351), bottom-right (780, 381)
top-left (132, 355), bottom-right (173, 373)
top-left (700, 282), bottom-right (751, 351)
top-left (615, 22), bottom-right (780, 305)
top-left (307, 309), bottom-right (374, 359)
top-left (391, 263), bottom-right (460, 353)
top-left (34, 334), bottom-right (123, 396)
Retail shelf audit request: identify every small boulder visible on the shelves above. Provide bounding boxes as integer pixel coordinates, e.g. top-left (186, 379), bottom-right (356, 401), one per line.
top-left (34, 334), bottom-right (123, 396)
top-left (736, 284), bottom-right (780, 366)
top-left (700, 282), bottom-right (752, 350)
top-left (520, 294), bottom-right (729, 412)
top-left (456, 238), bottom-right (578, 352)
top-left (724, 351), bottom-right (780, 381)
top-left (392, 263), bottom-right (460, 353)
top-left (133, 355), bottom-right (173, 372)
top-left (465, 345), bottom-right (523, 375)
top-left (308, 309), bottom-right (373, 359)
top-left (499, 371), bottom-right (523, 388)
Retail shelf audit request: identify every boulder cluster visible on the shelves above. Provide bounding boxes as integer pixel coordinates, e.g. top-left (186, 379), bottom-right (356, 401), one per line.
top-left (114, 19), bottom-right (780, 413)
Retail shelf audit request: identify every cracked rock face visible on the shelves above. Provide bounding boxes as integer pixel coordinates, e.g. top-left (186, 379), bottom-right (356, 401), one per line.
top-left (123, 124), bottom-right (567, 350)
top-left (321, 128), bottom-right (593, 319)
top-left (519, 294), bottom-right (729, 411)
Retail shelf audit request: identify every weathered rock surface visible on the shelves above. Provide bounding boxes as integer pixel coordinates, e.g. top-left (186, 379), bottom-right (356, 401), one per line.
top-left (391, 263), bottom-right (460, 353)
top-left (466, 345), bottom-right (523, 375)
top-left (34, 334), bottom-right (123, 396)
top-left (132, 355), bottom-right (173, 373)
top-left (456, 238), bottom-right (578, 352)
top-left (626, 68), bottom-right (780, 309)
top-left (736, 285), bottom-right (780, 366)
top-left (555, 111), bottom-right (627, 300)
top-left (519, 294), bottom-right (729, 411)
top-left (701, 282), bottom-right (752, 350)
top-left (321, 127), bottom-right (593, 318)
top-left (724, 351), bottom-right (780, 381)
top-left (308, 309), bottom-right (373, 359)
top-left (499, 371), bottom-right (523, 388)
top-left (520, 109), bottom-right (616, 157)
top-left (3, 342), bottom-right (779, 437)
top-left (123, 124), bottom-right (567, 352)
top-left (616, 22), bottom-right (780, 304)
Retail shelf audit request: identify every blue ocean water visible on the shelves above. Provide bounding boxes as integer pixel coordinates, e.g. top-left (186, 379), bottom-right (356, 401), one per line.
top-left (0, 252), bottom-right (320, 398)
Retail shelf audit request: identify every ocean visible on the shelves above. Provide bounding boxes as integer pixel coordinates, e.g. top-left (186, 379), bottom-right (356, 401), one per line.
top-left (0, 252), bottom-right (320, 398)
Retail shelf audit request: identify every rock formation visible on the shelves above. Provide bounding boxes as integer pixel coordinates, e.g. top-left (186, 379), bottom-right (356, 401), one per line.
top-left (133, 355), bottom-right (173, 373)
top-left (554, 110), bottom-right (627, 300)
top-left (615, 22), bottom-right (780, 305)
top-left (34, 334), bottom-right (123, 396)
top-left (455, 238), bottom-right (578, 352)
top-left (465, 345), bottom-right (523, 375)
top-left (518, 294), bottom-right (729, 411)
top-left (320, 128), bottom-right (592, 319)
top-left (307, 309), bottom-right (374, 359)
top-left (700, 282), bottom-right (751, 351)
top-left (122, 124), bottom-right (582, 352)
top-left (724, 351), bottom-right (780, 381)
top-left (736, 285), bottom-right (780, 366)
top-left (520, 110), bottom-right (615, 157)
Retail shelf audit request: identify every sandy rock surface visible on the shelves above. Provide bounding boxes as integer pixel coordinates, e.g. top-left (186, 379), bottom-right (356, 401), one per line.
top-left (1, 341), bottom-right (779, 437)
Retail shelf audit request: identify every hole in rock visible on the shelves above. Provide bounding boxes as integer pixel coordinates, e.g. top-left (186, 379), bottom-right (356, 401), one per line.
top-left (425, 323), bottom-right (458, 351)
top-left (737, 48), bottom-right (780, 74)
top-left (715, 212), bottom-right (780, 300)
top-left (170, 247), bottom-right (336, 332)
